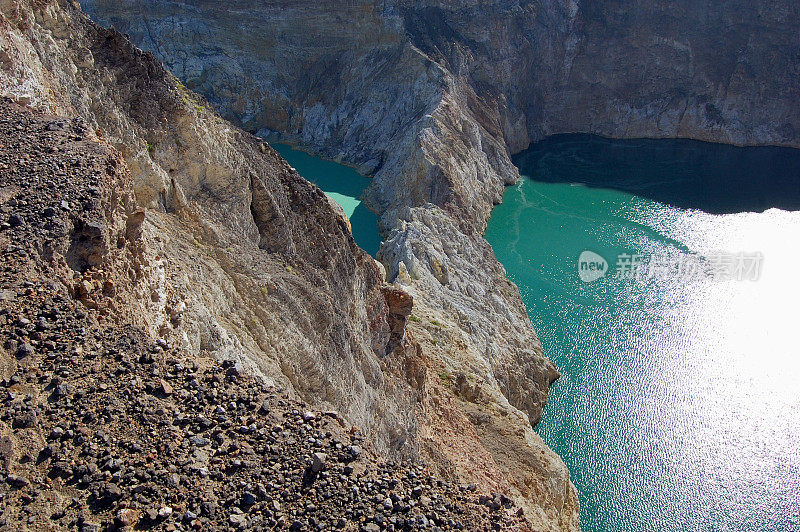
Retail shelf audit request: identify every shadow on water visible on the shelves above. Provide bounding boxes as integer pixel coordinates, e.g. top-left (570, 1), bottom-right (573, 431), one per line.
top-left (349, 203), bottom-right (382, 257)
top-left (514, 135), bottom-right (800, 213)
top-left (271, 143), bottom-right (382, 256)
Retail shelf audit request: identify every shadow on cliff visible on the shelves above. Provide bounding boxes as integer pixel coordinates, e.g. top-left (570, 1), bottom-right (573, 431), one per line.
top-left (514, 135), bottom-right (800, 214)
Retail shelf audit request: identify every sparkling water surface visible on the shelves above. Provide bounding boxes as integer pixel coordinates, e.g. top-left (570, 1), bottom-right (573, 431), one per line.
top-left (275, 134), bottom-right (800, 530)
top-left (485, 135), bottom-right (800, 532)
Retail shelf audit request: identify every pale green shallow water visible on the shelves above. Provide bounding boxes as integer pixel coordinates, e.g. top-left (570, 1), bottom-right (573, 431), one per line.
top-left (272, 143), bottom-right (382, 256)
top-left (485, 135), bottom-right (800, 532)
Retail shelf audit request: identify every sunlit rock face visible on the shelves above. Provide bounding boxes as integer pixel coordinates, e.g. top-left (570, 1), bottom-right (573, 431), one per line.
top-left (76, 0), bottom-right (799, 529)
top-left (1, 0), bottom-right (420, 469)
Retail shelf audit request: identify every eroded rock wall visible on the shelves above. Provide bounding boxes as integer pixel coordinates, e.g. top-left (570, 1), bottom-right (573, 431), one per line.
top-left (396, 0), bottom-right (800, 148)
top-left (70, 8), bottom-right (800, 528)
top-left (18, 0), bottom-right (792, 528)
top-left (2, 1), bottom-right (580, 529)
top-left (0, 0), bottom-right (422, 460)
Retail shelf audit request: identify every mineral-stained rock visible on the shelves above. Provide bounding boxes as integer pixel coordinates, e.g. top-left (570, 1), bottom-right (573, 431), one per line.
top-left (72, 1), bottom-right (800, 526)
top-left (0, 98), bottom-right (527, 530)
top-left (115, 508), bottom-right (141, 527)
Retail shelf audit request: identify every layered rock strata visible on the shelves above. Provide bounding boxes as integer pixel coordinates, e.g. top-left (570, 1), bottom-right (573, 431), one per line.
top-left (0, 98), bottom-right (530, 531)
top-left (1, 0), bottom-right (417, 472)
top-left (2, 0), bottom-right (580, 529)
top-left (74, 1), bottom-right (800, 527)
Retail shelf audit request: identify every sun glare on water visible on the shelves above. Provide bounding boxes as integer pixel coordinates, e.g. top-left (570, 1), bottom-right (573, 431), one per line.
top-left (486, 135), bottom-right (800, 531)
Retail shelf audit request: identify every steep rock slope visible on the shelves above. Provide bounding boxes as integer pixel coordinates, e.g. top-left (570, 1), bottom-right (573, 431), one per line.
top-left (76, 0), bottom-right (800, 423)
top-left (0, 0), bottom-right (418, 468)
top-left (80, 0), bottom-right (566, 429)
top-left (1, 0), bottom-right (578, 529)
top-left (395, 0), bottom-right (800, 150)
top-left (74, 2), bottom-right (800, 528)
top-left (0, 98), bottom-right (527, 531)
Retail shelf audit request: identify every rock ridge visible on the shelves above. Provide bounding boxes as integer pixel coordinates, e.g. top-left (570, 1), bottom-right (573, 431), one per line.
top-left (2, 1), bottom-right (578, 529)
top-left (0, 98), bottom-right (529, 531)
top-left (73, 1), bottom-right (799, 527)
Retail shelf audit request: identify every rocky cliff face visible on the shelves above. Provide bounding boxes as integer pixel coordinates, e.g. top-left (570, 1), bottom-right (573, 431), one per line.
top-left (0, 98), bottom-right (530, 530)
top-left (75, 1), bottom-right (799, 527)
top-left (1, 0), bottom-right (578, 529)
top-left (396, 0), bottom-right (800, 149)
top-left (12, 0), bottom-right (792, 528)
top-left (1, 0), bottom-right (417, 464)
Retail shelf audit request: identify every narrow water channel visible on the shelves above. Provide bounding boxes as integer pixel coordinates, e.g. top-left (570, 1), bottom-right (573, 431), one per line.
top-left (272, 143), bottom-right (382, 256)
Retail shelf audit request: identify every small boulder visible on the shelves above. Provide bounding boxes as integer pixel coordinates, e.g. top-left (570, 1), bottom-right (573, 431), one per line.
top-left (100, 483), bottom-right (123, 502)
top-left (115, 508), bottom-right (141, 527)
top-left (6, 474), bottom-right (29, 488)
top-left (347, 445), bottom-right (362, 460)
top-left (8, 214), bottom-right (23, 227)
top-left (15, 343), bottom-right (33, 359)
top-left (158, 379), bottom-right (173, 396)
top-left (311, 452), bottom-right (327, 474)
top-left (228, 513), bottom-right (246, 527)
top-left (241, 491), bottom-right (257, 506)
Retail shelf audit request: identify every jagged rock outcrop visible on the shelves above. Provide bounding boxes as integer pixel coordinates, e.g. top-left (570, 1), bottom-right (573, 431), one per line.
top-left (0, 99), bottom-right (530, 531)
top-left (15, 0), bottom-right (791, 528)
top-left (1, 0), bottom-right (578, 529)
top-left (0, 0), bottom-right (420, 460)
top-left (74, 1), bottom-right (800, 528)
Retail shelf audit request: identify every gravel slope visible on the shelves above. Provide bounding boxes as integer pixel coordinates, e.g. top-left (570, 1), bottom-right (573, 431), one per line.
top-left (0, 99), bottom-right (527, 531)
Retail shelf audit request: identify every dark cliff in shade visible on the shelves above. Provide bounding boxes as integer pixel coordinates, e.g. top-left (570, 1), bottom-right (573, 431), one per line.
top-left (82, 0), bottom-right (800, 159)
top-left (395, 0), bottom-right (800, 150)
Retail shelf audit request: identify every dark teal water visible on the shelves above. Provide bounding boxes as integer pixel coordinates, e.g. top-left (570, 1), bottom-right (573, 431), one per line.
top-left (272, 143), bottom-right (382, 256)
top-left (485, 135), bottom-right (800, 532)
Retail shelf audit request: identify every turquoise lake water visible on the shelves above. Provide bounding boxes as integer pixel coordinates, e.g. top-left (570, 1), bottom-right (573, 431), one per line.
top-left (485, 135), bottom-right (800, 531)
top-left (271, 143), bottom-right (382, 256)
top-left (273, 135), bottom-right (800, 530)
